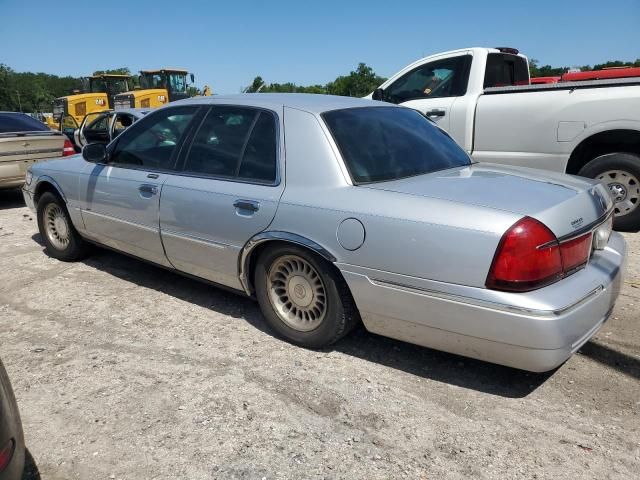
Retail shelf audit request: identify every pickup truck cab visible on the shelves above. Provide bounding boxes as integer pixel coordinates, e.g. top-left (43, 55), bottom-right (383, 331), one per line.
top-left (370, 47), bottom-right (640, 231)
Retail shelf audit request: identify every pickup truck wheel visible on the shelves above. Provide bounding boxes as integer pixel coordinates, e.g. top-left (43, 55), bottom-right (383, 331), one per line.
top-left (254, 244), bottom-right (359, 348)
top-left (578, 152), bottom-right (640, 232)
top-left (36, 191), bottom-right (89, 261)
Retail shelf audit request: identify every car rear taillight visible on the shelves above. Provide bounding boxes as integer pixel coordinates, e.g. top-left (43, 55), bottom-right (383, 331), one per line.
top-left (0, 438), bottom-right (15, 472)
top-left (486, 217), bottom-right (592, 292)
top-left (559, 232), bottom-right (592, 273)
top-left (63, 138), bottom-right (75, 156)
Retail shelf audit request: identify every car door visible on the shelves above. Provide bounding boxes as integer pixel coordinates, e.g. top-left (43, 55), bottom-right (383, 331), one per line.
top-left (79, 105), bottom-right (200, 266)
top-left (79, 111), bottom-right (113, 147)
top-left (382, 53), bottom-right (472, 132)
top-left (159, 105), bottom-right (283, 290)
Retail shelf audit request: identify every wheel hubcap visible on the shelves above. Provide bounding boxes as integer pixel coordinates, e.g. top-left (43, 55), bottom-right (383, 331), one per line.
top-left (44, 203), bottom-right (70, 250)
top-left (267, 255), bottom-right (327, 332)
top-left (597, 170), bottom-right (640, 216)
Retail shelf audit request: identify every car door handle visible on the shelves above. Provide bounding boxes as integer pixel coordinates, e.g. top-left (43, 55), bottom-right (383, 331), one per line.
top-left (233, 199), bottom-right (260, 213)
top-left (139, 184), bottom-right (158, 195)
top-left (426, 109), bottom-right (446, 117)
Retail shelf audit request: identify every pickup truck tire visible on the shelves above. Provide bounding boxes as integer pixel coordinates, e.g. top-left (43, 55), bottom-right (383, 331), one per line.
top-left (36, 191), bottom-right (90, 261)
top-left (254, 244), bottom-right (359, 348)
top-left (578, 152), bottom-right (640, 232)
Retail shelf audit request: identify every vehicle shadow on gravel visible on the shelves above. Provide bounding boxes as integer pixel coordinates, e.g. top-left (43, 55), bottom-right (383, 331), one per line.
top-left (22, 449), bottom-right (41, 480)
top-left (0, 188), bottom-right (26, 210)
top-left (579, 341), bottom-right (640, 380)
top-left (38, 237), bottom-right (635, 398)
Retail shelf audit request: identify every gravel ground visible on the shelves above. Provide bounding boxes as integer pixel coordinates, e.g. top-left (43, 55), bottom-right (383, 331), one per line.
top-left (1, 188), bottom-right (639, 480)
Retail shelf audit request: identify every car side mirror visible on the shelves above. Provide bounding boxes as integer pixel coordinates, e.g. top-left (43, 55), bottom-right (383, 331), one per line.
top-left (372, 88), bottom-right (385, 101)
top-left (82, 143), bottom-right (108, 164)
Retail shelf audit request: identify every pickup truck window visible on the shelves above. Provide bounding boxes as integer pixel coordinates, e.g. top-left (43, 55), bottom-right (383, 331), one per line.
top-left (323, 107), bottom-right (471, 184)
top-left (483, 53), bottom-right (529, 88)
top-left (384, 55), bottom-right (471, 104)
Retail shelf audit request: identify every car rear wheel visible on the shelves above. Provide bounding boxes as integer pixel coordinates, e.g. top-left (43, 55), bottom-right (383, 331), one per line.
top-left (37, 191), bottom-right (89, 261)
top-left (578, 152), bottom-right (640, 232)
top-left (254, 244), bottom-right (359, 348)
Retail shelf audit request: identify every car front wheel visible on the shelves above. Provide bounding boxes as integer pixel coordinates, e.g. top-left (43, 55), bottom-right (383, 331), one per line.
top-left (254, 244), bottom-right (359, 348)
top-left (36, 191), bottom-right (89, 261)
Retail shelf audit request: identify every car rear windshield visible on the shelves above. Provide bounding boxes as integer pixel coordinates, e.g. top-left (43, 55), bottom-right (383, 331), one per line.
top-left (0, 113), bottom-right (49, 133)
top-left (322, 107), bottom-right (471, 184)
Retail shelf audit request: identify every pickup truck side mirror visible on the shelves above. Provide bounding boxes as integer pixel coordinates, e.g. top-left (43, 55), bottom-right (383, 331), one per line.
top-left (372, 88), bottom-right (385, 101)
top-left (82, 143), bottom-right (108, 164)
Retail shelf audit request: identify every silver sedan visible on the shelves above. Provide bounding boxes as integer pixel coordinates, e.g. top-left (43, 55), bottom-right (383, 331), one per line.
top-left (22, 94), bottom-right (626, 372)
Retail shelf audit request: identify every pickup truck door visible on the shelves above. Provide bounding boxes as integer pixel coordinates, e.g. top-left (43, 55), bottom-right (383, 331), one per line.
top-left (381, 54), bottom-right (472, 135)
top-left (159, 105), bottom-right (283, 291)
top-left (79, 105), bottom-right (200, 266)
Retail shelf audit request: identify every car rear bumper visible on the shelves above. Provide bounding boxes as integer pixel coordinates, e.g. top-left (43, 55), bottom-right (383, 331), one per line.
top-left (0, 177), bottom-right (24, 189)
top-left (339, 232), bottom-right (626, 372)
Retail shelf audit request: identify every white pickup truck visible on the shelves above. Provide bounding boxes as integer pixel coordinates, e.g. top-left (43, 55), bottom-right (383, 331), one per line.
top-left (369, 47), bottom-right (640, 231)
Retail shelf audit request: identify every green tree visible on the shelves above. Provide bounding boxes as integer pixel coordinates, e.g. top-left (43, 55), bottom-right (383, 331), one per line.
top-left (92, 67), bottom-right (132, 76)
top-left (326, 63), bottom-right (386, 97)
top-left (244, 63), bottom-right (386, 97)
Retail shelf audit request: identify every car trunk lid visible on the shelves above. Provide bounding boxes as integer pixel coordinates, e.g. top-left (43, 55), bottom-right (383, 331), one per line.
top-left (0, 132), bottom-right (65, 182)
top-left (360, 163), bottom-right (612, 239)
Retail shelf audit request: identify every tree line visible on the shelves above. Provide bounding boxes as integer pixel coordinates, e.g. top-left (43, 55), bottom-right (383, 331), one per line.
top-left (2, 58), bottom-right (639, 113)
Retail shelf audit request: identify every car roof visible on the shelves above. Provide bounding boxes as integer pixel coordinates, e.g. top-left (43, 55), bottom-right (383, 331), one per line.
top-left (172, 93), bottom-right (395, 115)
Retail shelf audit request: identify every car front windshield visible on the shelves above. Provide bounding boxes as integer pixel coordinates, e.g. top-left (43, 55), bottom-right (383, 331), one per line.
top-left (322, 107), bottom-right (471, 184)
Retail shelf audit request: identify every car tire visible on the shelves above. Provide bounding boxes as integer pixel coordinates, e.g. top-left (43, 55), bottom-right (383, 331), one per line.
top-left (254, 244), bottom-right (359, 348)
top-left (578, 152), bottom-right (640, 232)
top-left (36, 191), bottom-right (89, 261)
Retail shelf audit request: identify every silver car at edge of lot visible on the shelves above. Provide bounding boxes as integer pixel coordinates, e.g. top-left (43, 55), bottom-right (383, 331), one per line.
top-left (21, 94), bottom-right (626, 372)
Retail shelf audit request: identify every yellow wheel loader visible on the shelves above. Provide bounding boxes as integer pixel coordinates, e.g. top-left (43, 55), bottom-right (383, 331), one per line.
top-left (52, 74), bottom-right (131, 131)
top-left (113, 69), bottom-right (194, 109)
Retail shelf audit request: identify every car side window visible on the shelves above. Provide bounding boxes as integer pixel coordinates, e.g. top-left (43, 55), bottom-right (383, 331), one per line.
top-left (110, 106), bottom-right (197, 170)
top-left (237, 112), bottom-right (277, 182)
top-left (183, 106), bottom-right (277, 183)
top-left (112, 114), bottom-right (135, 138)
top-left (385, 55), bottom-right (471, 103)
top-left (87, 113), bottom-right (111, 132)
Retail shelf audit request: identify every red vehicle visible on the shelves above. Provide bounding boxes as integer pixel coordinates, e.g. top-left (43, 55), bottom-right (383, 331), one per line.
top-left (562, 67), bottom-right (640, 82)
top-left (530, 76), bottom-right (561, 84)
top-left (532, 67), bottom-right (640, 85)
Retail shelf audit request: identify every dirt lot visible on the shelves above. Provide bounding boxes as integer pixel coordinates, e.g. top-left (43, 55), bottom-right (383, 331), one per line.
top-left (0, 188), bottom-right (639, 480)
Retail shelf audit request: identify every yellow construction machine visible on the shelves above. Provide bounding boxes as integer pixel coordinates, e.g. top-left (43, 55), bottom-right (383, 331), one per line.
top-left (113, 69), bottom-right (194, 109)
top-left (52, 74), bottom-right (131, 130)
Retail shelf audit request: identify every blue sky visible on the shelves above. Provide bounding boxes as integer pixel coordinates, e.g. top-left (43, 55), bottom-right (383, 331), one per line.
top-left (1, 0), bottom-right (638, 93)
